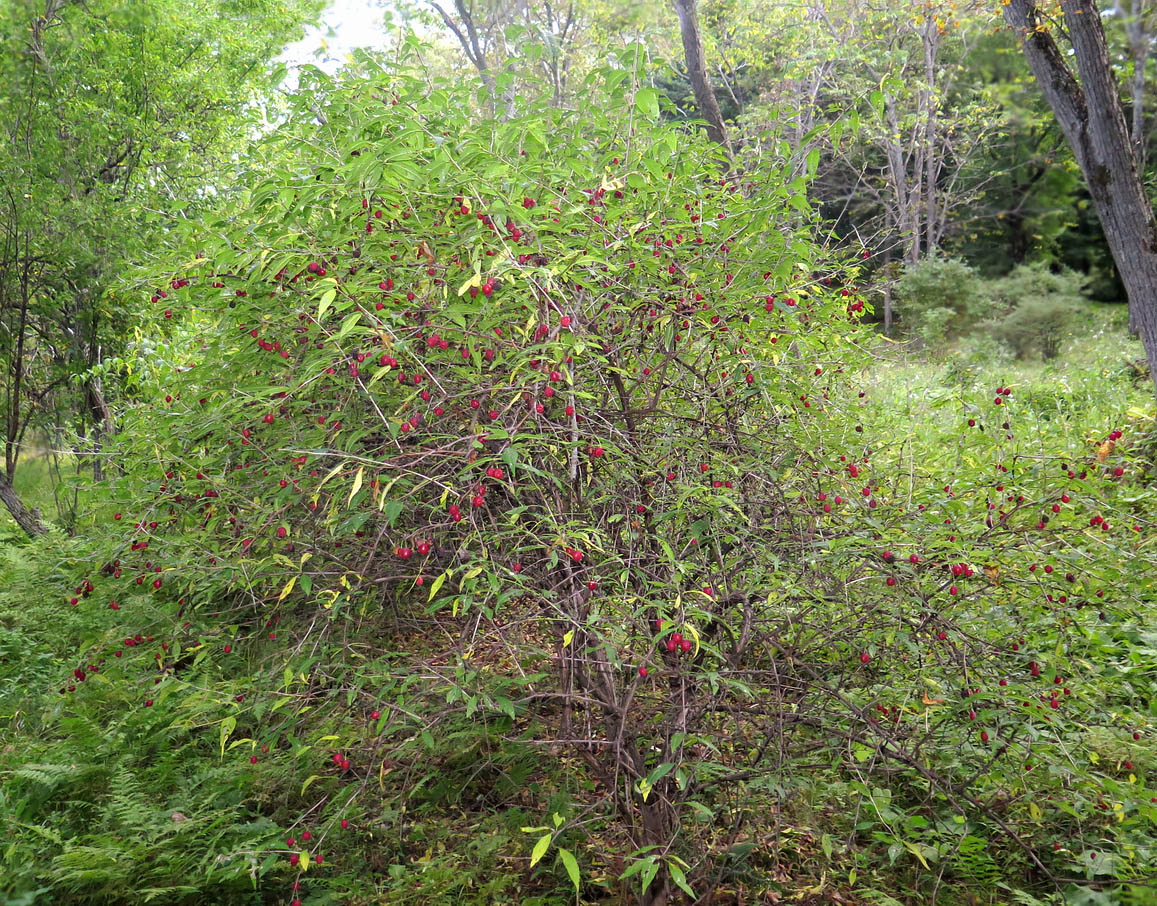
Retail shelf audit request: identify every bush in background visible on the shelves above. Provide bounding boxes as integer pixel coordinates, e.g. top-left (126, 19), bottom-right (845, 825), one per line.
top-left (892, 255), bottom-right (990, 346)
top-left (987, 262), bottom-right (1091, 360)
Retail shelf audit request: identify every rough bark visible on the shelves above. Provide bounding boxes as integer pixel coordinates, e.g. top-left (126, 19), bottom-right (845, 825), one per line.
top-left (673, 0), bottom-right (732, 155)
top-left (1004, 0), bottom-right (1157, 397)
top-left (0, 469), bottom-right (47, 537)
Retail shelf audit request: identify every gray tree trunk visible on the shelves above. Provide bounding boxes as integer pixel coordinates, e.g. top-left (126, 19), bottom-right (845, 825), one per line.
top-left (1004, 0), bottom-right (1157, 397)
top-left (673, 0), bottom-right (732, 155)
top-left (0, 470), bottom-right (47, 537)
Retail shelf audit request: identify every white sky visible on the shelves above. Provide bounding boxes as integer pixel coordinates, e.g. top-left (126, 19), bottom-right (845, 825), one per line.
top-left (281, 0), bottom-right (393, 71)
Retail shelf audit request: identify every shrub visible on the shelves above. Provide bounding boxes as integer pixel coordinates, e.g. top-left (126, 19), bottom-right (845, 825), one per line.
top-left (992, 296), bottom-right (1084, 359)
top-left (892, 255), bottom-right (989, 344)
top-left (987, 263), bottom-right (1091, 360)
top-left (14, 54), bottom-right (1156, 906)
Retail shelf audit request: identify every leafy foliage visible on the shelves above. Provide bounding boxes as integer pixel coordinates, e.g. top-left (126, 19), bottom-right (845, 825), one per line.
top-left (1, 11), bottom-right (1156, 906)
top-left (893, 255), bottom-right (990, 344)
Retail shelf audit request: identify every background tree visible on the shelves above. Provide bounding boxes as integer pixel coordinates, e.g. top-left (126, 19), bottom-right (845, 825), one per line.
top-left (0, 0), bottom-right (323, 534)
top-left (673, 0), bottom-right (732, 152)
top-left (1003, 0), bottom-right (1157, 395)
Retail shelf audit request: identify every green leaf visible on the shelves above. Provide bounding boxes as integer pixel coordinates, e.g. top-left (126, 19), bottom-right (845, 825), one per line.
top-left (805, 147), bottom-right (820, 177)
top-left (640, 859), bottom-right (660, 894)
top-left (318, 287), bottom-right (336, 320)
top-left (635, 87), bottom-right (659, 120)
top-left (530, 833), bottom-right (552, 867)
top-left (668, 861), bottom-right (694, 898)
top-left (557, 847), bottom-right (580, 891)
top-left (337, 311), bottom-right (362, 341)
top-left (428, 570), bottom-right (449, 601)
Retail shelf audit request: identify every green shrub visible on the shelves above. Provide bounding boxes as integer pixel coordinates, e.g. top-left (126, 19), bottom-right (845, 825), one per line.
top-left (892, 255), bottom-right (990, 344)
top-left (5, 54), bottom-right (1157, 906)
top-left (986, 263), bottom-right (1092, 359)
top-left (992, 296), bottom-right (1084, 359)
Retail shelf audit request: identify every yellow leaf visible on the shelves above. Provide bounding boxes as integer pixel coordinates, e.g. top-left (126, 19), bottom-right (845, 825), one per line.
top-left (278, 576), bottom-right (297, 601)
top-left (903, 840), bottom-right (930, 870)
top-left (683, 622), bottom-right (701, 655)
top-left (348, 466), bottom-right (364, 505)
top-left (457, 272), bottom-right (481, 297)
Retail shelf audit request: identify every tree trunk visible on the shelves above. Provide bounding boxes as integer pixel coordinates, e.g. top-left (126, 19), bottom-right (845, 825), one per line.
top-left (1005, 0), bottom-right (1157, 398)
top-left (673, 0), bottom-right (732, 155)
top-left (0, 470), bottom-right (47, 537)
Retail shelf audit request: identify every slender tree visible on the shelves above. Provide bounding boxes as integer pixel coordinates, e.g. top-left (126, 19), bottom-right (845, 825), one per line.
top-left (673, 0), bottom-right (732, 154)
top-left (1004, 0), bottom-right (1157, 395)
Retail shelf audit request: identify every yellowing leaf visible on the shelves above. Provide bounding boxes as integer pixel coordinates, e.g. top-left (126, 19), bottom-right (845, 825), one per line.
top-left (683, 622), bottom-right (700, 655)
top-left (427, 570), bottom-right (448, 601)
top-left (903, 840), bottom-right (930, 870)
top-left (458, 272), bottom-right (481, 297)
top-left (558, 846), bottom-right (580, 891)
top-left (278, 576), bottom-right (297, 601)
top-left (348, 467), bottom-right (364, 506)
